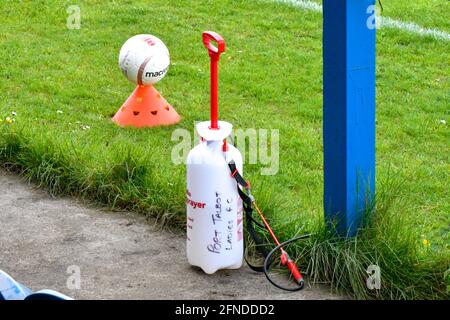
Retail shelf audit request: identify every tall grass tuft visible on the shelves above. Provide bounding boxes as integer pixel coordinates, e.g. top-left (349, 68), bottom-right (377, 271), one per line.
top-left (281, 174), bottom-right (450, 299)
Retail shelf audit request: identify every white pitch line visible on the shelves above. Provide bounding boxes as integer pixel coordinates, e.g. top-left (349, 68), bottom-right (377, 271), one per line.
top-left (380, 17), bottom-right (450, 42)
top-left (273, 0), bottom-right (450, 42)
top-left (277, 0), bottom-right (322, 12)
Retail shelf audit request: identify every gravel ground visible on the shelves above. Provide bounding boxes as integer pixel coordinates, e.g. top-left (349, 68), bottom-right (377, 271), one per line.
top-left (0, 169), bottom-right (340, 300)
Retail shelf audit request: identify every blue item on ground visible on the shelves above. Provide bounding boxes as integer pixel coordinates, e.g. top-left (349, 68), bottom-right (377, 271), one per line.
top-left (0, 270), bottom-right (72, 300)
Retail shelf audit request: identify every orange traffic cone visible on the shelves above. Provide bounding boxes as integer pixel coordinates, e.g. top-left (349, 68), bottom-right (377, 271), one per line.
top-left (112, 85), bottom-right (181, 127)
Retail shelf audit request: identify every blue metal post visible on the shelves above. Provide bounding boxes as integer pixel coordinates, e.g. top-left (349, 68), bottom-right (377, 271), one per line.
top-left (323, 0), bottom-right (376, 237)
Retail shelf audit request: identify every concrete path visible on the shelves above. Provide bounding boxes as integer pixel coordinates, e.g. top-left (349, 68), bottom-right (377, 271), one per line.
top-left (0, 169), bottom-right (338, 300)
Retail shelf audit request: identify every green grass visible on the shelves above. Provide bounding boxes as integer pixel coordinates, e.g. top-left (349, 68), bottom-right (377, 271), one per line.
top-left (0, 0), bottom-right (448, 299)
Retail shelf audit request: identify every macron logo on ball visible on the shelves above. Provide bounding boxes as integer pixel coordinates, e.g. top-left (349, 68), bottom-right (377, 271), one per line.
top-left (145, 66), bottom-right (168, 78)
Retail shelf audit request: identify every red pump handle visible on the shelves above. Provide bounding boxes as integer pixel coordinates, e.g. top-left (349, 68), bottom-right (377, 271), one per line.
top-left (202, 31), bottom-right (226, 129)
top-left (202, 31), bottom-right (225, 59)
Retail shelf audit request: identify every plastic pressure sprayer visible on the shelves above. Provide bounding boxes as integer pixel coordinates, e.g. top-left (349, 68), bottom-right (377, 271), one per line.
top-left (186, 31), bottom-right (244, 274)
top-left (186, 31), bottom-right (308, 291)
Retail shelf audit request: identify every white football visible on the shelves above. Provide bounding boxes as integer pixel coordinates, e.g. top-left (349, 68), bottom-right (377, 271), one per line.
top-left (118, 34), bottom-right (170, 86)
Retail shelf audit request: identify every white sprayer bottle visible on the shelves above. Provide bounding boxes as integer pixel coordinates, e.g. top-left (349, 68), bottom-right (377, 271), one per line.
top-left (186, 31), bottom-right (244, 274)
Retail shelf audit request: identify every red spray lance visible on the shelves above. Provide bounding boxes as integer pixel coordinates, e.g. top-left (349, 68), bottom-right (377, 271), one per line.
top-left (192, 31), bottom-right (308, 291)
